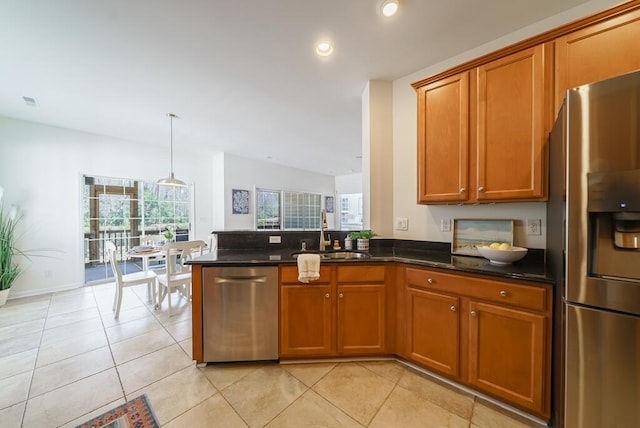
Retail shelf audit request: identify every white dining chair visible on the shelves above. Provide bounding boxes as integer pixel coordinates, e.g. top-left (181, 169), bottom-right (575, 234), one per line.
top-left (156, 240), bottom-right (207, 316)
top-left (188, 239), bottom-right (209, 260)
top-left (105, 241), bottom-right (158, 318)
top-left (206, 233), bottom-right (217, 253)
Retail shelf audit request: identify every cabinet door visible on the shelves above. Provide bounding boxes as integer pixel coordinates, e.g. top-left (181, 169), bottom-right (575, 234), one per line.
top-left (406, 287), bottom-right (460, 378)
top-left (337, 284), bottom-right (385, 355)
top-left (476, 45), bottom-right (549, 201)
top-left (280, 285), bottom-right (333, 357)
top-left (555, 8), bottom-right (640, 111)
top-left (416, 72), bottom-right (469, 203)
top-left (468, 301), bottom-right (547, 416)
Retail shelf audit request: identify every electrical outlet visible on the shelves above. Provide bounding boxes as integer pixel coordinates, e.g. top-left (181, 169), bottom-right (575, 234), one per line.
top-left (396, 217), bottom-right (408, 231)
top-left (268, 235), bottom-right (281, 244)
top-left (440, 219), bottom-right (451, 232)
top-left (526, 219), bottom-right (542, 236)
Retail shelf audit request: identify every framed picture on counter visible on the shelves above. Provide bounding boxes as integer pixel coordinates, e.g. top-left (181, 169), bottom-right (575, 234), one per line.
top-left (452, 219), bottom-right (514, 256)
top-left (232, 189), bottom-right (250, 214)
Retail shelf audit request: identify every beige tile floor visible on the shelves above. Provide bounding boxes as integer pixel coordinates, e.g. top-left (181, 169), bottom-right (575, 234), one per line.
top-left (0, 283), bottom-right (545, 427)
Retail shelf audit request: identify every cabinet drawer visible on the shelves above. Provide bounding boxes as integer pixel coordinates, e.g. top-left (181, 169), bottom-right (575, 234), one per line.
top-left (406, 267), bottom-right (548, 312)
top-left (280, 265), bottom-right (332, 284)
top-left (337, 264), bottom-right (385, 283)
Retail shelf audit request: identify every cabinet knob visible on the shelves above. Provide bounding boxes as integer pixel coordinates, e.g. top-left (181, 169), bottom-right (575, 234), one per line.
top-left (478, 186), bottom-right (485, 192)
top-left (339, 293), bottom-right (344, 299)
top-left (470, 310), bottom-right (477, 317)
top-left (459, 187), bottom-right (466, 193)
top-left (325, 293), bottom-right (330, 299)
top-left (427, 278), bottom-right (434, 284)
top-left (499, 290), bottom-right (507, 297)
top-left (450, 305), bottom-right (456, 312)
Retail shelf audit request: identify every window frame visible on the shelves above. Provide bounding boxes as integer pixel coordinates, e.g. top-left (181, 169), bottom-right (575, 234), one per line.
top-left (82, 174), bottom-right (193, 284)
top-left (255, 187), bottom-right (322, 231)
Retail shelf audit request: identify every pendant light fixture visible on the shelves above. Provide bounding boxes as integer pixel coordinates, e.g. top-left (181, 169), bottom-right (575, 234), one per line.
top-left (157, 113), bottom-right (187, 187)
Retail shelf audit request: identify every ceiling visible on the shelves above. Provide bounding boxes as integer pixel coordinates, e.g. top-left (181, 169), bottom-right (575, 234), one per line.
top-left (0, 0), bottom-right (592, 176)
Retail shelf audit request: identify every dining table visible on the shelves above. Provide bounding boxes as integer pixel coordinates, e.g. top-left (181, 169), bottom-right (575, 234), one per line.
top-left (127, 241), bottom-right (208, 309)
top-left (128, 247), bottom-right (165, 272)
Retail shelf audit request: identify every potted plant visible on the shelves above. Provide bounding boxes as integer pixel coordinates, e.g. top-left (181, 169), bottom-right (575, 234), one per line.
top-left (0, 198), bottom-right (23, 306)
top-left (163, 226), bottom-right (175, 242)
top-left (348, 230), bottom-right (376, 251)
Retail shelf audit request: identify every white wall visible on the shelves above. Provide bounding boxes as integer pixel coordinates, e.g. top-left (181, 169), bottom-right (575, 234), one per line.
top-left (335, 173), bottom-right (362, 195)
top-left (388, 0), bottom-right (621, 249)
top-left (0, 117), bottom-right (214, 298)
top-left (215, 153), bottom-right (337, 230)
top-left (211, 152), bottom-right (226, 231)
top-left (0, 118), bottom-right (336, 297)
top-left (363, 81), bottom-right (394, 238)
top-left (362, 83), bottom-right (371, 230)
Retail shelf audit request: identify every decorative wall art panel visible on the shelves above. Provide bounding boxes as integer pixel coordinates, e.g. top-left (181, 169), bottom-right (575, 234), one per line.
top-left (232, 189), bottom-right (250, 214)
top-left (325, 196), bottom-right (334, 213)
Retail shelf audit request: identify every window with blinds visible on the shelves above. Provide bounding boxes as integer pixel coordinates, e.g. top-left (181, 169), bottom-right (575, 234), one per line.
top-left (256, 188), bottom-right (321, 230)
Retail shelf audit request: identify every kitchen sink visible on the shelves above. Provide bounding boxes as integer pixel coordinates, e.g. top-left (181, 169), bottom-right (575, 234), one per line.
top-left (322, 251), bottom-right (370, 259)
top-left (291, 251), bottom-right (370, 260)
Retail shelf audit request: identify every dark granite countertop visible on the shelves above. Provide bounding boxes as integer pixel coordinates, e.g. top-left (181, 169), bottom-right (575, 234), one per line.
top-left (188, 239), bottom-right (554, 285)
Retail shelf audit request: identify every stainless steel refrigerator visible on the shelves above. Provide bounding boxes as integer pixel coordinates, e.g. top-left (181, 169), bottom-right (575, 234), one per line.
top-left (547, 70), bottom-right (640, 427)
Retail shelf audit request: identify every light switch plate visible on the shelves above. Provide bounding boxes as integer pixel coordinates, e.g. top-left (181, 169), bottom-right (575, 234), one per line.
top-left (440, 219), bottom-right (451, 232)
top-left (269, 235), bottom-right (282, 244)
top-left (396, 218), bottom-right (408, 231)
top-left (526, 219), bottom-right (542, 236)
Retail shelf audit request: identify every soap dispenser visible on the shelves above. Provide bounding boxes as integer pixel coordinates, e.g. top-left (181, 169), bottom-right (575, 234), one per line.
top-left (344, 235), bottom-right (352, 250)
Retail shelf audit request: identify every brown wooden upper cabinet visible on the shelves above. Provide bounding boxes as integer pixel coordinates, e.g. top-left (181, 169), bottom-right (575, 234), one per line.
top-left (476, 44), bottom-right (551, 202)
top-left (415, 44), bottom-right (552, 204)
top-left (555, 8), bottom-right (640, 112)
top-left (416, 73), bottom-right (470, 203)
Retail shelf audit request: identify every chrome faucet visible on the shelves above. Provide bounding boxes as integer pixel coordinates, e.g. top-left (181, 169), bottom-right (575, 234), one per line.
top-left (319, 209), bottom-right (331, 251)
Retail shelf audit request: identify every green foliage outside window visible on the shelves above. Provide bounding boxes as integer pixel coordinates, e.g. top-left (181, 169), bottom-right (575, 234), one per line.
top-left (82, 176), bottom-right (190, 234)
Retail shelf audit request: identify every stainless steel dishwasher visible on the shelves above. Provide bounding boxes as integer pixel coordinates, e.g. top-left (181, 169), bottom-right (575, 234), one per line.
top-left (202, 266), bottom-right (278, 362)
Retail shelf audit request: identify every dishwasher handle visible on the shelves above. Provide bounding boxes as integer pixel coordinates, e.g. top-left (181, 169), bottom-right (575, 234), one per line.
top-left (215, 275), bottom-right (268, 284)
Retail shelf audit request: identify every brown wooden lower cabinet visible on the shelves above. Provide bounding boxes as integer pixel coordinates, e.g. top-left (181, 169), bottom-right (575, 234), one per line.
top-left (406, 287), bottom-right (460, 378)
top-left (337, 284), bottom-right (386, 354)
top-left (280, 284), bottom-right (334, 356)
top-left (279, 264), bottom-right (388, 358)
top-left (404, 266), bottom-right (552, 420)
top-left (278, 262), bottom-right (551, 420)
top-left (468, 301), bottom-right (547, 413)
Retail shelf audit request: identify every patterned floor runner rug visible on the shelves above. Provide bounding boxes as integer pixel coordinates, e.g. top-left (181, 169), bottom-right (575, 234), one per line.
top-left (76, 394), bottom-right (160, 428)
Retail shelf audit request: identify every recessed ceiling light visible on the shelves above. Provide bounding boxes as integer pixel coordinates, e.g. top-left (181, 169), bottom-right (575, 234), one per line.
top-left (380, 0), bottom-right (399, 17)
top-left (316, 41), bottom-right (334, 57)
